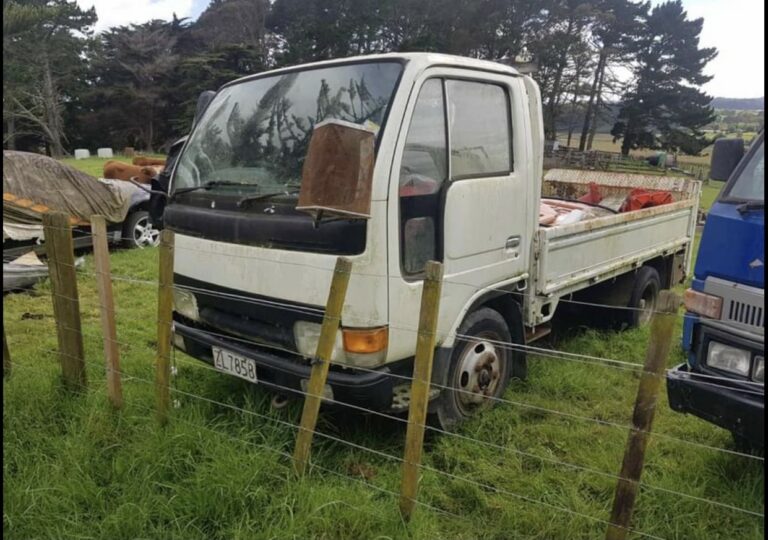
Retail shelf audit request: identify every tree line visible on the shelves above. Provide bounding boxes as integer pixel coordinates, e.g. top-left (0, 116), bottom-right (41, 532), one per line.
top-left (3, 0), bottom-right (717, 157)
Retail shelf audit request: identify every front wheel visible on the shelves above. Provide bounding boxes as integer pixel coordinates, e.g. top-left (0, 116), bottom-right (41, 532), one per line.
top-left (432, 307), bottom-right (513, 431)
top-left (122, 210), bottom-right (160, 249)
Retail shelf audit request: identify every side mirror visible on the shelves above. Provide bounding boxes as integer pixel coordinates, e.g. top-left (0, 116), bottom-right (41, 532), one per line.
top-left (149, 136), bottom-right (187, 227)
top-left (193, 90), bottom-right (216, 127)
top-left (710, 138), bottom-right (745, 181)
top-left (297, 119), bottom-right (375, 221)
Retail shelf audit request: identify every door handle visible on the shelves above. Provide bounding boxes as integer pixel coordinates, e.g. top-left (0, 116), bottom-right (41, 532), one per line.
top-left (505, 236), bottom-right (521, 250)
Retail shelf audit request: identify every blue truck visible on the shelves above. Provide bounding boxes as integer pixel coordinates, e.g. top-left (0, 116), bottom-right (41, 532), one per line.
top-left (667, 131), bottom-right (765, 452)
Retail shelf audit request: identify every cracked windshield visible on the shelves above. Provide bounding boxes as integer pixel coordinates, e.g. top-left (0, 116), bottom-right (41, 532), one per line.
top-left (173, 61), bottom-right (402, 200)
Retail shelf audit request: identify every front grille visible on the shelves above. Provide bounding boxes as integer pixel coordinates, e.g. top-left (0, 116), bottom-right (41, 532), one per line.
top-left (725, 299), bottom-right (764, 329)
top-left (173, 273), bottom-right (325, 354)
top-left (199, 306), bottom-right (297, 352)
top-left (704, 276), bottom-right (765, 335)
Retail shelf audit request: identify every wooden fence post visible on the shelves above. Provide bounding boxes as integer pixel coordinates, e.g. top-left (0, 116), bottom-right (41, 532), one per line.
top-left (43, 212), bottom-right (86, 390)
top-left (399, 261), bottom-right (444, 521)
top-left (292, 257), bottom-right (353, 477)
top-left (155, 229), bottom-right (175, 425)
top-left (91, 215), bottom-right (123, 409)
top-left (606, 290), bottom-right (681, 540)
top-left (3, 324), bottom-right (10, 378)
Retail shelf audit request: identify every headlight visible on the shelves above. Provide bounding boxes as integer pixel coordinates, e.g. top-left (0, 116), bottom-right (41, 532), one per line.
top-left (753, 356), bottom-right (764, 383)
top-left (684, 289), bottom-right (722, 319)
top-left (707, 342), bottom-right (751, 376)
top-left (293, 321), bottom-right (345, 362)
top-left (173, 287), bottom-right (199, 321)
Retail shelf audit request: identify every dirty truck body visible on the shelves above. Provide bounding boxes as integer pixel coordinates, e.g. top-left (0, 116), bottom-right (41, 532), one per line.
top-left (165, 53), bottom-right (700, 426)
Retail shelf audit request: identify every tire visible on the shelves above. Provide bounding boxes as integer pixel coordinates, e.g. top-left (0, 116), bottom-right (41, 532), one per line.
top-left (432, 307), bottom-right (513, 431)
top-left (626, 266), bottom-right (661, 328)
top-left (122, 210), bottom-right (160, 249)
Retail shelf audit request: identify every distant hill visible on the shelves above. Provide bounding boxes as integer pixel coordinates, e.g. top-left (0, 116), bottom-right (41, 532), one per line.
top-left (711, 97), bottom-right (764, 110)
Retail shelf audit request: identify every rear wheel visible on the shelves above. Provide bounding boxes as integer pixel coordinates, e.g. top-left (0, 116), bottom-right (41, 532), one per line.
top-left (626, 266), bottom-right (661, 328)
top-left (433, 307), bottom-right (513, 430)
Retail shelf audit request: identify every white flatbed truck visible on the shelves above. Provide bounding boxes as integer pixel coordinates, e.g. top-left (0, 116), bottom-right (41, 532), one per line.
top-left (161, 53), bottom-right (700, 428)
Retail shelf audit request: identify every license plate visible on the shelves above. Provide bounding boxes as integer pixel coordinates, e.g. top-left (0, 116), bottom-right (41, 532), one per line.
top-left (212, 347), bottom-right (258, 383)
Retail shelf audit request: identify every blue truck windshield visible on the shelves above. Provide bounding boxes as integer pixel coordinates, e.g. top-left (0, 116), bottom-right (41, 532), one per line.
top-left (173, 61), bottom-right (403, 196)
top-left (723, 137), bottom-right (764, 203)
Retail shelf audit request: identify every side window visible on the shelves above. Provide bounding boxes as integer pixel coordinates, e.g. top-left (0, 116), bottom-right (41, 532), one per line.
top-left (399, 79), bottom-right (447, 194)
top-left (446, 80), bottom-right (512, 179)
top-left (399, 79), bottom-right (447, 275)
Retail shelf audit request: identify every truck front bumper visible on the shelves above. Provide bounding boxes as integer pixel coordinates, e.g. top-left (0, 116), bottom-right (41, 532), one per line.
top-left (173, 321), bottom-right (395, 411)
top-left (667, 363), bottom-right (764, 448)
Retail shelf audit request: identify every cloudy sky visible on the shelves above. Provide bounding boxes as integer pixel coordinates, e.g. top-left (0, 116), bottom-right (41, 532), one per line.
top-left (76, 0), bottom-right (764, 99)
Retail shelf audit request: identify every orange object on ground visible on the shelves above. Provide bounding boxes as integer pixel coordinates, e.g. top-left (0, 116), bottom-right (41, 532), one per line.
top-left (619, 188), bottom-right (673, 212)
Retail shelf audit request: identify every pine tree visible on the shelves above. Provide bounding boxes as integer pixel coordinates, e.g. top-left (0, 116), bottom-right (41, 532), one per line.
top-left (577, 0), bottom-right (647, 151)
top-left (610, 0), bottom-right (717, 155)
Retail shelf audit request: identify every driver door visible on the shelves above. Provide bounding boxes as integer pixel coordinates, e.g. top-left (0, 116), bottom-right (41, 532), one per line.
top-left (387, 68), bottom-right (532, 360)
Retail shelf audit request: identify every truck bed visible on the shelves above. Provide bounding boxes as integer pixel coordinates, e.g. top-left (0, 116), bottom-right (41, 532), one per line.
top-left (528, 169), bottom-right (701, 324)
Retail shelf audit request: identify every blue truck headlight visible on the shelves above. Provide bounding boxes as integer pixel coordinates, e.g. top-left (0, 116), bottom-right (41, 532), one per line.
top-left (753, 356), bottom-right (764, 383)
top-left (706, 342), bottom-right (751, 376)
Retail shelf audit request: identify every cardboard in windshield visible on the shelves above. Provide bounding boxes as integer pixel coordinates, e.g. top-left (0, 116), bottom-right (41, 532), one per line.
top-left (297, 119), bottom-right (375, 219)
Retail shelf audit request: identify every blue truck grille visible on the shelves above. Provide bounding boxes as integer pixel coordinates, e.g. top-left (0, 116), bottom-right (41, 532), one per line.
top-left (725, 299), bottom-right (764, 330)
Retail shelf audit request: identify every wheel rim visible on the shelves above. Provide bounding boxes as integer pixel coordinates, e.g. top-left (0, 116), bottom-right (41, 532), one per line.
top-left (637, 284), bottom-right (658, 326)
top-left (133, 217), bottom-right (160, 248)
top-left (453, 332), bottom-right (503, 416)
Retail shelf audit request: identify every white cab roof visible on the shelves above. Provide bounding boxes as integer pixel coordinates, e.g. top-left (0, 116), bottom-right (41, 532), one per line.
top-left (222, 52), bottom-right (521, 90)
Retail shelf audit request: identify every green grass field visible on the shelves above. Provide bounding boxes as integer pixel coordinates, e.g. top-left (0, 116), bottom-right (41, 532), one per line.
top-left (3, 162), bottom-right (763, 539)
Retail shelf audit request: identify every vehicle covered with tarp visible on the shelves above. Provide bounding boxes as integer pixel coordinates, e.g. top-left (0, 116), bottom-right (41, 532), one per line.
top-left (3, 151), bottom-right (157, 289)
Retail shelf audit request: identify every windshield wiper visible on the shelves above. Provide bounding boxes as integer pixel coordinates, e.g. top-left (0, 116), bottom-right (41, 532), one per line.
top-left (237, 188), bottom-right (301, 208)
top-left (173, 180), bottom-right (259, 196)
top-left (736, 201), bottom-right (765, 214)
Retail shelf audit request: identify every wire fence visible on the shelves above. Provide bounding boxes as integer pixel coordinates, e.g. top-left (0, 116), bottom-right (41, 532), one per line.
top-left (23, 308), bottom-right (766, 459)
top-left (9, 225), bottom-right (761, 332)
top-left (3, 217), bottom-right (765, 539)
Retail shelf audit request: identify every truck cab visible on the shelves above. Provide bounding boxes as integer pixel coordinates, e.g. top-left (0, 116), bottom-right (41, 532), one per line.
top-left (163, 53), bottom-right (699, 429)
top-left (667, 132), bottom-right (765, 451)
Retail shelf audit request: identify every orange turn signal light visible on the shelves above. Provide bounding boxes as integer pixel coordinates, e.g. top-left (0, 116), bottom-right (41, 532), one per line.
top-left (683, 288), bottom-right (723, 319)
top-left (342, 326), bottom-right (388, 354)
